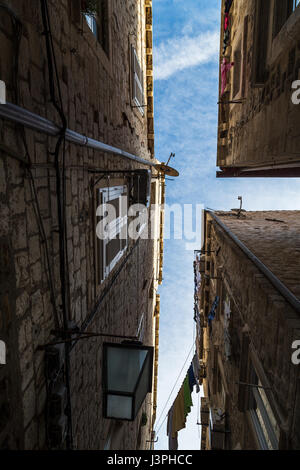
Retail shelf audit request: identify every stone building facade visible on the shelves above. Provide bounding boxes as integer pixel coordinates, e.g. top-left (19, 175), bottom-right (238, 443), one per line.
top-left (0, 0), bottom-right (164, 450)
top-left (217, 0), bottom-right (300, 177)
top-left (195, 210), bottom-right (300, 449)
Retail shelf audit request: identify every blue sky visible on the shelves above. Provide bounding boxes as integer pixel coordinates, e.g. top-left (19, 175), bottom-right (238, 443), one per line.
top-left (152, 0), bottom-right (300, 450)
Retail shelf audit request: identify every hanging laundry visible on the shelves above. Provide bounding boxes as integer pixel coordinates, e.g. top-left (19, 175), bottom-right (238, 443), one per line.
top-left (183, 376), bottom-right (193, 417)
top-left (225, 0), bottom-right (233, 13)
top-left (171, 385), bottom-right (186, 438)
top-left (188, 364), bottom-right (197, 393)
top-left (167, 367), bottom-right (196, 448)
top-left (167, 407), bottom-right (178, 450)
top-left (208, 295), bottom-right (220, 325)
top-left (224, 16), bottom-right (229, 32)
top-left (224, 13), bottom-right (229, 31)
top-left (193, 306), bottom-right (198, 323)
top-left (192, 353), bottom-right (201, 393)
top-left (194, 303), bottom-right (200, 320)
top-left (221, 59), bottom-right (234, 96)
top-left (223, 28), bottom-right (230, 55)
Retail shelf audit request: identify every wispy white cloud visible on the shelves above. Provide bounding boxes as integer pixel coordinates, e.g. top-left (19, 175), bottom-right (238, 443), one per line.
top-left (154, 31), bottom-right (219, 80)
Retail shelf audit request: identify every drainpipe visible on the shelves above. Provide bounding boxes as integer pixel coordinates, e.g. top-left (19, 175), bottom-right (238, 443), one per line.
top-left (0, 102), bottom-right (157, 167)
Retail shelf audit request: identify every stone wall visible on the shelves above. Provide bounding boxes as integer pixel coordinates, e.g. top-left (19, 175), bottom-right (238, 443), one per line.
top-left (216, 210), bottom-right (300, 299)
top-left (0, 0), bottom-right (160, 450)
top-left (217, 0), bottom-right (300, 173)
top-left (198, 210), bottom-right (300, 449)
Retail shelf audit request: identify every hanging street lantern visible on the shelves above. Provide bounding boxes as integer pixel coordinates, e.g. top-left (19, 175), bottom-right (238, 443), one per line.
top-left (103, 342), bottom-right (154, 421)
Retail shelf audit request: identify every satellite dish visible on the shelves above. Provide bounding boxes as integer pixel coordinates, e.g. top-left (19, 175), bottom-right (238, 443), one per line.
top-left (154, 163), bottom-right (179, 177)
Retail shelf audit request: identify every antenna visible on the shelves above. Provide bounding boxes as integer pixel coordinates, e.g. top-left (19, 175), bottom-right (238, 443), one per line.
top-left (166, 152), bottom-right (175, 166)
top-left (237, 196), bottom-right (243, 218)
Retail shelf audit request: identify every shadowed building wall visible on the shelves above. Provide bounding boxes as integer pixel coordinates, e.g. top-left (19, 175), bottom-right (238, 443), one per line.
top-left (217, 0), bottom-right (300, 177)
top-left (0, 0), bottom-right (163, 450)
top-left (196, 210), bottom-right (300, 450)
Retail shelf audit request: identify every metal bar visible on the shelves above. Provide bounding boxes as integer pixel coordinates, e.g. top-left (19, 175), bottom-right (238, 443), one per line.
top-left (217, 167), bottom-right (300, 178)
top-left (88, 169), bottom-right (147, 174)
top-left (236, 381), bottom-right (271, 390)
top-left (73, 238), bottom-right (141, 348)
top-left (208, 211), bottom-right (300, 314)
top-left (0, 102), bottom-right (156, 167)
top-left (217, 100), bottom-right (244, 104)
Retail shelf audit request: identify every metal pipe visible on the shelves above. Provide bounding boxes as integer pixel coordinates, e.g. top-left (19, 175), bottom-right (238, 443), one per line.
top-left (0, 102), bottom-right (156, 167)
top-left (207, 210), bottom-right (300, 314)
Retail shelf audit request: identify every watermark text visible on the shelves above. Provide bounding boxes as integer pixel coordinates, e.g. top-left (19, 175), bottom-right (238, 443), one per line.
top-left (292, 340), bottom-right (300, 365)
top-left (96, 199), bottom-right (204, 251)
top-left (0, 340), bottom-right (6, 365)
top-left (0, 80), bottom-right (6, 104)
top-left (291, 80), bottom-right (300, 104)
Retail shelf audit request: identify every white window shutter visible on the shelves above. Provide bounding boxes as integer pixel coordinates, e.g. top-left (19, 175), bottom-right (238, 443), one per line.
top-left (98, 185), bottom-right (128, 282)
top-left (131, 46), bottom-right (144, 115)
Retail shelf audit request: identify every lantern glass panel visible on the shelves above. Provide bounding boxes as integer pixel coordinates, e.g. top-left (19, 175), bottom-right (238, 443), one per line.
top-left (107, 394), bottom-right (133, 420)
top-left (107, 346), bottom-right (147, 393)
top-left (134, 353), bottom-right (151, 416)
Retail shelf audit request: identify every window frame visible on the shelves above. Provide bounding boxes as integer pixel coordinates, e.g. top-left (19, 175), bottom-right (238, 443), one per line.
top-left (223, 293), bottom-right (231, 361)
top-left (131, 45), bottom-right (145, 116)
top-left (85, 13), bottom-right (98, 36)
top-left (84, 0), bottom-right (109, 56)
top-left (252, 0), bottom-right (272, 86)
top-left (248, 365), bottom-right (280, 450)
top-left (232, 39), bottom-right (242, 99)
top-left (95, 184), bottom-right (128, 284)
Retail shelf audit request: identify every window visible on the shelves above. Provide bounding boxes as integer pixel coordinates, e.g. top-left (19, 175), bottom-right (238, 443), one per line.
top-left (232, 41), bottom-right (242, 98)
top-left (131, 46), bottom-right (145, 115)
top-left (248, 366), bottom-right (280, 450)
top-left (241, 15), bottom-right (249, 97)
top-left (208, 407), bottom-right (226, 450)
top-left (85, 13), bottom-right (97, 35)
top-left (252, 0), bottom-right (271, 85)
top-left (84, 0), bottom-right (109, 55)
top-left (273, 0), bottom-right (300, 37)
top-left (293, 0), bottom-right (300, 11)
top-left (223, 294), bottom-right (231, 360)
top-left (96, 184), bottom-right (128, 283)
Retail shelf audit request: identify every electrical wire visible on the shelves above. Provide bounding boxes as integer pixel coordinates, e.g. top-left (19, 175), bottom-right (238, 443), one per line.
top-left (0, 3), bottom-right (61, 331)
top-left (40, 0), bottom-right (73, 449)
top-left (197, 389), bottom-right (201, 441)
top-left (154, 341), bottom-right (195, 436)
top-left (137, 175), bottom-right (140, 329)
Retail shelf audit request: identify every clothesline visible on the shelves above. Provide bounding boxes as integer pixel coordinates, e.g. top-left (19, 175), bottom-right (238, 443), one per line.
top-left (154, 342), bottom-right (195, 435)
top-left (166, 353), bottom-right (201, 450)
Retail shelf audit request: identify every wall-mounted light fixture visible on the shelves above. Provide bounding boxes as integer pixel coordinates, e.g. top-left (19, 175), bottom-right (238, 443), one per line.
top-left (103, 342), bottom-right (154, 421)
